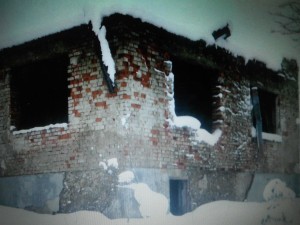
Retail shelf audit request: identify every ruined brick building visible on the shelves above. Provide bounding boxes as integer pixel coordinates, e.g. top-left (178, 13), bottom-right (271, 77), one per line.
top-left (0, 14), bottom-right (299, 217)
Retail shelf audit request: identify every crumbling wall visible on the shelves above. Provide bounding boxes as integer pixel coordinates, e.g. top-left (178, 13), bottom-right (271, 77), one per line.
top-left (0, 13), bottom-right (299, 216)
top-left (1, 14), bottom-right (297, 177)
top-left (249, 62), bottom-right (299, 172)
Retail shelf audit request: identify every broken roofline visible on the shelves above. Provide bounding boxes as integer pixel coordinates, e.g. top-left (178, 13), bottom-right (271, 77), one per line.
top-left (0, 20), bottom-right (116, 93)
top-left (0, 23), bottom-right (96, 68)
top-left (0, 13), bottom-right (296, 82)
top-left (101, 13), bottom-right (295, 80)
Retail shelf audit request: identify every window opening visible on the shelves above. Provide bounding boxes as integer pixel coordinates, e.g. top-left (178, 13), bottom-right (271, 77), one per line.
top-left (251, 88), bottom-right (278, 134)
top-left (172, 57), bottom-right (218, 132)
top-left (169, 179), bottom-right (188, 216)
top-left (10, 55), bottom-right (69, 130)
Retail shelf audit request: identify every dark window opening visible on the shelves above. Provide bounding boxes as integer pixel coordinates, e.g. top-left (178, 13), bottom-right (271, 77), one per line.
top-left (169, 179), bottom-right (188, 216)
top-left (172, 57), bottom-right (218, 132)
top-left (252, 88), bottom-right (277, 133)
top-left (10, 55), bottom-right (69, 130)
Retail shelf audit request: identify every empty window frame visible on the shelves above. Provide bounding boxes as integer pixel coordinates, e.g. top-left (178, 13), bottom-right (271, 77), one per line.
top-left (169, 179), bottom-right (188, 216)
top-left (10, 55), bottom-right (69, 130)
top-left (251, 88), bottom-right (278, 134)
top-left (172, 57), bottom-right (218, 132)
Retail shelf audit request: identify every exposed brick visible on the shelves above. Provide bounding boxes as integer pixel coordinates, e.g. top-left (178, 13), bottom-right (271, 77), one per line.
top-left (89, 75), bottom-right (97, 81)
top-left (59, 133), bottom-right (71, 140)
top-left (82, 73), bottom-right (90, 81)
top-left (92, 90), bottom-right (103, 99)
top-left (73, 110), bottom-right (81, 117)
top-left (120, 82), bottom-right (127, 87)
top-left (72, 93), bottom-right (83, 99)
top-left (150, 137), bottom-right (158, 145)
top-left (122, 94), bottom-right (131, 100)
top-left (0, 14), bottom-right (298, 198)
top-left (158, 98), bottom-right (165, 103)
top-left (106, 93), bottom-right (117, 98)
top-left (95, 101), bottom-right (107, 108)
top-left (95, 118), bottom-right (102, 122)
top-left (151, 129), bottom-right (160, 135)
top-left (131, 103), bottom-right (141, 109)
top-left (91, 58), bottom-right (98, 64)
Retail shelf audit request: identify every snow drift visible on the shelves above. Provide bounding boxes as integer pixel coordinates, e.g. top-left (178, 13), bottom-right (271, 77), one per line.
top-left (0, 178), bottom-right (299, 225)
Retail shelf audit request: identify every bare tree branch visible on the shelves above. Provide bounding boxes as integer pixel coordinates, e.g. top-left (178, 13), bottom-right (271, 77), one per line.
top-left (271, 1), bottom-right (300, 41)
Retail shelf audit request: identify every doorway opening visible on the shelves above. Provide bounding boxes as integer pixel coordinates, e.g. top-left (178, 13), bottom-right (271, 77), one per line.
top-left (169, 179), bottom-right (188, 216)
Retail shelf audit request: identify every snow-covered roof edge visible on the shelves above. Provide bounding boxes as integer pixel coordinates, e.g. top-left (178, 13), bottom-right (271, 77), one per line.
top-left (1, 0), bottom-right (299, 72)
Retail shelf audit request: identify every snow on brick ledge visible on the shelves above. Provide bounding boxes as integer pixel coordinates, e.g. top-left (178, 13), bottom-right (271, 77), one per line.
top-left (12, 123), bottom-right (68, 135)
top-left (251, 127), bottom-right (283, 142)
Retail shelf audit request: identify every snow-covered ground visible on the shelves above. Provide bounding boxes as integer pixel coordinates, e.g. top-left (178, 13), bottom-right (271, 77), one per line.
top-left (0, 191), bottom-right (299, 225)
top-left (1, 177), bottom-right (299, 225)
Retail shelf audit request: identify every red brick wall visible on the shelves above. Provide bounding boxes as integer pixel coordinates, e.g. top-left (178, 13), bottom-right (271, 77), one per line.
top-left (0, 14), bottom-right (298, 177)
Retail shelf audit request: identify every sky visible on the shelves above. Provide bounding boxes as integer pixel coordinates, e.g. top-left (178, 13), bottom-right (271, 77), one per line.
top-left (0, 0), bottom-right (299, 71)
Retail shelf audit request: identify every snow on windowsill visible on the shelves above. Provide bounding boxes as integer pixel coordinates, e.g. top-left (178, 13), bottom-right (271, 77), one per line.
top-left (163, 62), bottom-right (222, 146)
top-left (251, 127), bottom-right (282, 142)
top-left (167, 115), bottom-right (222, 146)
top-left (12, 123), bottom-right (68, 135)
top-left (167, 107), bottom-right (222, 146)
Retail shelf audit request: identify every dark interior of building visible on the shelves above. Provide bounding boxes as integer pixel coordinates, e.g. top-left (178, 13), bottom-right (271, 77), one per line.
top-left (10, 55), bottom-right (69, 130)
top-left (172, 57), bottom-right (218, 132)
